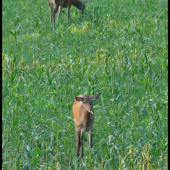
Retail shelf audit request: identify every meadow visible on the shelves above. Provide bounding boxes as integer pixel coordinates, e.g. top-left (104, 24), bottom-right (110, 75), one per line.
top-left (2, 0), bottom-right (168, 169)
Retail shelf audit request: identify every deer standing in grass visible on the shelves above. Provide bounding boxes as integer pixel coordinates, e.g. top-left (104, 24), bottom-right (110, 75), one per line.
top-left (72, 93), bottom-right (101, 158)
top-left (48, 0), bottom-right (90, 23)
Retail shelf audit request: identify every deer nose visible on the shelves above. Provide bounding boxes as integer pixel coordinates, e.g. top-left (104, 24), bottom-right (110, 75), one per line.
top-left (89, 107), bottom-right (94, 114)
top-left (90, 106), bottom-right (93, 112)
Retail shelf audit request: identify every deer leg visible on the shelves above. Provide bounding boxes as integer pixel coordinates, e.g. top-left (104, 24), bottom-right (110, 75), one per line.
top-left (80, 131), bottom-right (84, 158)
top-left (57, 6), bottom-right (62, 21)
top-left (67, 3), bottom-right (71, 21)
top-left (48, 2), bottom-right (53, 23)
top-left (53, 4), bottom-right (59, 23)
top-left (88, 133), bottom-right (92, 149)
top-left (76, 129), bottom-right (80, 158)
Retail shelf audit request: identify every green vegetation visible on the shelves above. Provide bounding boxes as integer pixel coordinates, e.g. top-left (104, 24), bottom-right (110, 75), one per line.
top-left (2, 0), bottom-right (168, 169)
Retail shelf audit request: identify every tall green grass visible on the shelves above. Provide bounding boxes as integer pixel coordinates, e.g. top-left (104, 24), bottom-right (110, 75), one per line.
top-left (2, 0), bottom-right (167, 169)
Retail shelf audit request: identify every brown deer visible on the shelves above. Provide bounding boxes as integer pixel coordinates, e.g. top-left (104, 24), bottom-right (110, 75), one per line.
top-left (72, 93), bottom-right (101, 158)
top-left (48, 0), bottom-right (90, 23)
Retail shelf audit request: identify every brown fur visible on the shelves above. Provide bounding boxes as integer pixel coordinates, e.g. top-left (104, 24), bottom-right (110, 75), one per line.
top-left (72, 93), bottom-right (101, 158)
top-left (47, 0), bottom-right (90, 22)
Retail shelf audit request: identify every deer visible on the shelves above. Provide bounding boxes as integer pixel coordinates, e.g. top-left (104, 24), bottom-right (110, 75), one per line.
top-left (72, 93), bottom-right (101, 159)
top-left (47, 0), bottom-right (90, 23)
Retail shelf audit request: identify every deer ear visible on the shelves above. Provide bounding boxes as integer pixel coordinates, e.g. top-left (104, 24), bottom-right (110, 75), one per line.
top-left (76, 97), bottom-right (84, 102)
top-left (82, 0), bottom-right (90, 4)
top-left (91, 93), bottom-right (101, 101)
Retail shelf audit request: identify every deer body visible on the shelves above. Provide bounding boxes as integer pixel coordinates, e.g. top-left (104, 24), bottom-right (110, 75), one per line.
top-left (72, 93), bottom-right (101, 158)
top-left (48, 0), bottom-right (90, 23)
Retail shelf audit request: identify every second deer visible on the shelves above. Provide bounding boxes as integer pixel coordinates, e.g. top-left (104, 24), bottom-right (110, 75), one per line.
top-left (72, 93), bottom-right (101, 158)
top-left (48, 0), bottom-right (90, 23)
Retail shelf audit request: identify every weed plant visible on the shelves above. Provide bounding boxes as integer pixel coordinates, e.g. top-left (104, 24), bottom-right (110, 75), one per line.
top-left (2, 0), bottom-right (168, 169)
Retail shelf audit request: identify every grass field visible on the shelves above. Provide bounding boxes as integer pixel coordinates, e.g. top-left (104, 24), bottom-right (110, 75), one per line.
top-left (2, 0), bottom-right (168, 169)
